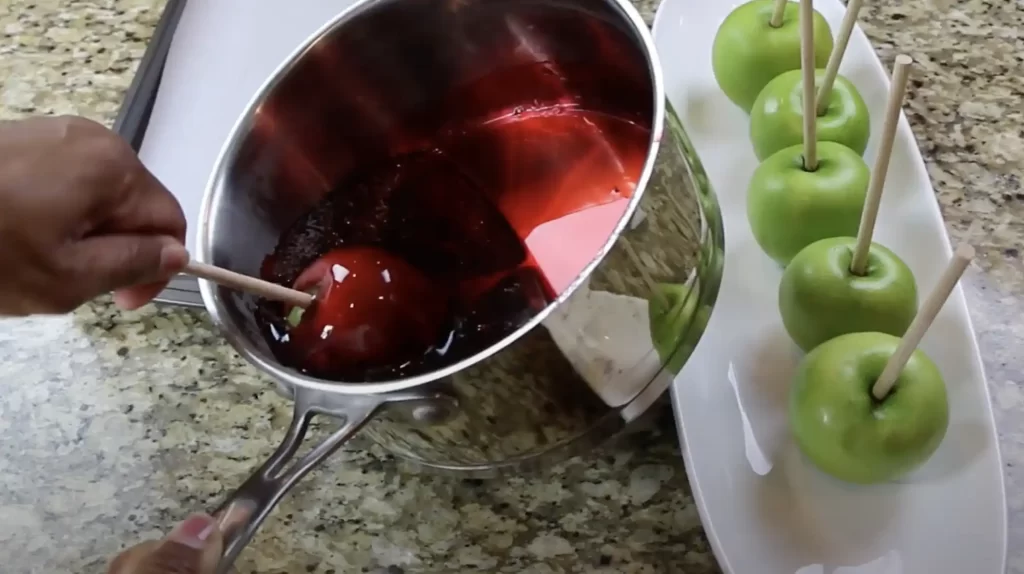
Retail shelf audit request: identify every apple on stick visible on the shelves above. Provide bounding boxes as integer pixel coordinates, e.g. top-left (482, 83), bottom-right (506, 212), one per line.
top-left (790, 244), bottom-right (973, 484)
top-left (749, 0), bottom-right (869, 160)
top-left (746, 0), bottom-right (869, 266)
top-left (712, 0), bottom-right (834, 113)
top-left (814, 0), bottom-right (865, 116)
top-left (779, 55), bottom-right (918, 351)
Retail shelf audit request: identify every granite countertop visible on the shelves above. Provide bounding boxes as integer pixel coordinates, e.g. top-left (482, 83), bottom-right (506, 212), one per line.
top-left (1, 0), bottom-right (1022, 572)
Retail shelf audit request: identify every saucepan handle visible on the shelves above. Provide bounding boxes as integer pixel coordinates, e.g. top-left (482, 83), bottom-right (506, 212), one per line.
top-left (211, 389), bottom-right (383, 574)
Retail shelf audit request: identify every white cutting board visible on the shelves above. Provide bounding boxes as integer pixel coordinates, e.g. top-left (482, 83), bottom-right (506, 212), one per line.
top-left (138, 0), bottom-right (360, 304)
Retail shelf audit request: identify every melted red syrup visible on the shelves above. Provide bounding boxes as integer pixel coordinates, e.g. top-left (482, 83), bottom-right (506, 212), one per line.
top-left (284, 247), bottom-right (448, 375)
top-left (259, 105), bottom-right (650, 382)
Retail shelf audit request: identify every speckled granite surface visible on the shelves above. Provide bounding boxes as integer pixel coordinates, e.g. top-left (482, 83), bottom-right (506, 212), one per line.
top-left (0, 0), bottom-right (1022, 572)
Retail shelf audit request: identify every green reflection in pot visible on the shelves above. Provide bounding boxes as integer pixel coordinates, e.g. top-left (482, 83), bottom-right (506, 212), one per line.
top-left (647, 283), bottom-right (712, 375)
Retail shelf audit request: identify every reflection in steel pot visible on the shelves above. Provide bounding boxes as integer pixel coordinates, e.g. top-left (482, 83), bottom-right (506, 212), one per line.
top-left (196, 0), bottom-right (723, 570)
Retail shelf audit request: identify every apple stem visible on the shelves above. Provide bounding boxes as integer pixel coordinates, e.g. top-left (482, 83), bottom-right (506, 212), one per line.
top-left (849, 54), bottom-right (913, 276)
top-left (800, 0), bottom-right (817, 171)
top-left (815, 0), bottom-right (864, 116)
top-left (770, 0), bottom-right (788, 27)
top-left (871, 244), bottom-right (974, 401)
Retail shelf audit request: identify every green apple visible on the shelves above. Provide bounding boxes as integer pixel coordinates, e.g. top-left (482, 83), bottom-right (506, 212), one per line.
top-left (779, 237), bottom-right (917, 351)
top-left (648, 283), bottom-right (712, 375)
top-left (286, 287), bottom-right (321, 327)
top-left (712, 0), bottom-right (834, 113)
top-left (750, 69), bottom-right (870, 161)
top-left (747, 141), bottom-right (870, 266)
top-left (790, 332), bottom-right (949, 484)
top-left (287, 305), bottom-right (305, 327)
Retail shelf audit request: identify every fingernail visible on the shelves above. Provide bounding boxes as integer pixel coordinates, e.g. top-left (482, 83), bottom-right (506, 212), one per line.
top-left (159, 240), bottom-right (189, 274)
top-left (168, 514), bottom-right (217, 550)
top-left (216, 500), bottom-right (256, 536)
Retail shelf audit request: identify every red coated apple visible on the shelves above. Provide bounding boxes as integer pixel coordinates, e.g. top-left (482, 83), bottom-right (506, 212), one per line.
top-left (285, 246), bottom-right (447, 377)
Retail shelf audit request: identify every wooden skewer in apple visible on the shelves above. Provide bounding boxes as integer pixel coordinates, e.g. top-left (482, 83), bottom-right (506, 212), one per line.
top-left (789, 244), bottom-right (971, 484)
top-left (712, 0), bottom-right (834, 113)
top-left (185, 261), bottom-right (314, 308)
top-left (872, 244), bottom-right (974, 399)
top-left (779, 54), bottom-right (918, 351)
top-left (850, 55), bottom-right (913, 274)
top-left (749, 0), bottom-right (870, 161)
top-left (769, 0), bottom-right (788, 27)
top-left (746, 0), bottom-right (870, 266)
top-left (815, 0), bottom-right (865, 115)
top-left (800, 1), bottom-right (818, 171)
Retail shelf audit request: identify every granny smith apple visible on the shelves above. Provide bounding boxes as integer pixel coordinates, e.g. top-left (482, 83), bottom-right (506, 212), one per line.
top-left (790, 332), bottom-right (949, 484)
top-left (286, 286), bottom-right (321, 327)
top-left (750, 69), bottom-right (870, 161)
top-left (747, 141), bottom-right (870, 266)
top-left (779, 237), bottom-right (917, 351)
top-left (287, 305), bottom-right (305, 327)
top-left (712, 0), bottom-right (834, 113)
top-left (648, 283), bottom-right (712, 375)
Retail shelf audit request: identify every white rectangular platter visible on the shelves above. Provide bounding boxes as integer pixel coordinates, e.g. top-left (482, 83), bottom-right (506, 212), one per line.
top-left (652, 0), bottom-right (1007, 572)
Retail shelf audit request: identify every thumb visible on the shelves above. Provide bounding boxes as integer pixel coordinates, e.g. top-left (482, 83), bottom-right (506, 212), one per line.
top-left (69, 234), bottom-right (189, 295)
top-left (109, 514), bottom-right (224, 574)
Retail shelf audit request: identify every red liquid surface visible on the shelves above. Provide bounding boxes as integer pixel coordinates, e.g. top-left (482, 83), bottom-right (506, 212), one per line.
top-left (259, 106), bottom-right (650, 381)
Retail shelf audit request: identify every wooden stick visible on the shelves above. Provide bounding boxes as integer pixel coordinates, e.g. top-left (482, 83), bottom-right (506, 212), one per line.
top-left (770, 0), bottom-right (788, 27)
top-left (849, 54), bottom-right (913, 275)
top-left (871, 244), bottom-right (974, 400)
top-left (800, 0), bottom-right (817, 171)
top-left (185, 261), bottom-right (315, 308)
top-left (815, 0), bottom-right (864, 115)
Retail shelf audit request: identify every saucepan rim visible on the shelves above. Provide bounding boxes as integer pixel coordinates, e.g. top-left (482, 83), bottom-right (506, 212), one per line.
top-left (196, 0), bottom-right (666, 396)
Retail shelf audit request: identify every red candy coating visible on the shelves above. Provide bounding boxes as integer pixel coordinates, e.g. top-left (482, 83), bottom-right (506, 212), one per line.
top-left (285, 246), bottom-right (447, 377)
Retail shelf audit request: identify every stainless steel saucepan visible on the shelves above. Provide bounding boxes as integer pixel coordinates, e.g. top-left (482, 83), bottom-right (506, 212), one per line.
top-left (196, 0), bottom-right (723, 570)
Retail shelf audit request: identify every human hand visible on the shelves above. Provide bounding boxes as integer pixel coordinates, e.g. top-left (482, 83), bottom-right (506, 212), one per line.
top-left (0, 115), bottom-right (188, 315)
top-left (108, 514), bottom-right (224, 574)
